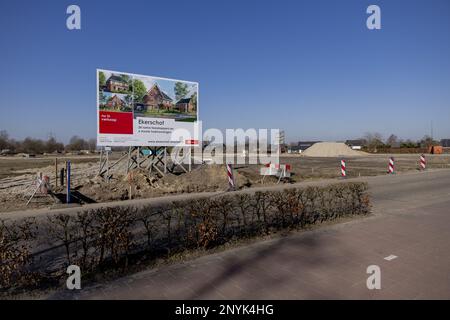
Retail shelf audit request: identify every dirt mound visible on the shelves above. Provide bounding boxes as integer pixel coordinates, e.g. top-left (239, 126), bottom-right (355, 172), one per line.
top-left (159, 164), bottom-right (250, 193)
top-left (76, 164), bottom-right (251, 202)
top-left (302, 142), bottom-right (366, 157)
top-left (77, 169), bottom-right (162, 202)
top-left (0, 162), bottom-right (253, 212)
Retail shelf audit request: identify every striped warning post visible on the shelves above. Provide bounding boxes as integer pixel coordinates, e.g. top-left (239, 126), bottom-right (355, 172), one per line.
top-left (341, 159), bottom-right (346, 178)
top-left (226, 164), bottom-right (235, 190)
top-left (388, 157), bottom-right (395, 174)
top-left (420, 154), bottom-right (426, 170)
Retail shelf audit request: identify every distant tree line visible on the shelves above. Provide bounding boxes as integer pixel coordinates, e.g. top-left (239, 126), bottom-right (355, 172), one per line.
top-left (362, 132), bottom-right (440, 152)
top-left (0, 130), bottom-right (97, 154)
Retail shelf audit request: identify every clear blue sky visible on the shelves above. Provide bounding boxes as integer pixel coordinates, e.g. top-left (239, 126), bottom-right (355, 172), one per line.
top-left (1, 0), bottom-right (449, 143)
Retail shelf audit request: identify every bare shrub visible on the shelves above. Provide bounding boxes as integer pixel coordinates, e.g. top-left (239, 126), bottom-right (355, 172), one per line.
top-left (253, 191), bottom-right (273, 232)
top-left (135, 205), bottom-right (160, 248)
top-left (210, 196), bottom-right (234, 238)
top-left (0, 218), bottom-right (37, 289)
top-left (2, 182), bottom-right (370, 293)
top-left (92, 206), bottom-right (136, 266)
top-left (73, 211), bottom-right (95, 271)
top-left (46, 214), bottom-right (77, 265)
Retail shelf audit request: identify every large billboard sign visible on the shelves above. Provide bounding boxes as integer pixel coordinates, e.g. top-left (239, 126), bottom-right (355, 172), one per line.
top-left (97, 69), bottom-right (199, 147)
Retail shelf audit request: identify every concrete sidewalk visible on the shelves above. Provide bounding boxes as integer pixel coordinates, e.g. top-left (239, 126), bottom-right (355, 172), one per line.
top-left (49, 170), bottom-right (450, 299)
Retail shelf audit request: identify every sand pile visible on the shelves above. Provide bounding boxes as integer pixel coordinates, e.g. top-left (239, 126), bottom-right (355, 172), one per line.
top-left (302, 142), bottom-right (366, 157)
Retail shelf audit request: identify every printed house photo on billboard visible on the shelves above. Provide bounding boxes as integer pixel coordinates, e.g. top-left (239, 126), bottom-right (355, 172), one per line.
top-left (133, 75), bottom-right (197, 122)
top-left (99, 92), bottom-right (133, 113)
top-left (98, 71), bottom-right (133, 113)
top-left (98, 71), bottom-right (132, 94)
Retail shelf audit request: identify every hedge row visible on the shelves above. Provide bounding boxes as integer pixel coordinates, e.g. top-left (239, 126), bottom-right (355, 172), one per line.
top-left (0, 182), bottom-right (370, 291)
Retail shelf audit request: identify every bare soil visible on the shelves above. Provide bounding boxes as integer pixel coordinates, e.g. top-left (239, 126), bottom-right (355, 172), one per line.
top-left (1, 153), bottom-right (450, 214)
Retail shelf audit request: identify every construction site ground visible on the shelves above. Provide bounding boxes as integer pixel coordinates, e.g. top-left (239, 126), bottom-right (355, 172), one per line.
top-left (1, 153), bottom-right (450, 214)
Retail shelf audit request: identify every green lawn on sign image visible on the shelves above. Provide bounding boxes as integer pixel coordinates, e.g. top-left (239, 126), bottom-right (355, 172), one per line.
top-left (137, 109), bottom-right (197, 121)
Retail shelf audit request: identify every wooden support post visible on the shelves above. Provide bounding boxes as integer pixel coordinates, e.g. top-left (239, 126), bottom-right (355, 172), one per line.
top-left (189, 147), bottom-right (192, 172)
top-left (60, 168), bottom-right (65, 187)
top-left (126, 146), bottom-right (132, 174)
top-left (137, 147), bottom-right (140, 168)
top-left (106, 149), bottom-right (109, 182)
top-left (164, 147), bottom-right (167, 174)
top-left (66, 160), bottom-right (71, 204)
top-left (98, 148), bottom-right (104, 175)
top-left (55, 158), bottom-right (58, 187)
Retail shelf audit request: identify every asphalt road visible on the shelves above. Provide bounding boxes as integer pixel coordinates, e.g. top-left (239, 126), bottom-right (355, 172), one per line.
top-left (48, 169), bottom-right (450, 299)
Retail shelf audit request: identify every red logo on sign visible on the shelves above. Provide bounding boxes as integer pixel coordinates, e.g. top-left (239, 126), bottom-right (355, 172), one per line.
top-left (185, 139), bottom-right (199, 145)
top-left (99, 111), bottom-right (133, 134)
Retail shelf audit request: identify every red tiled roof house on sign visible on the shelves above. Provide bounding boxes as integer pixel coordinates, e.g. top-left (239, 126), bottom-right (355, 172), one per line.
top-left (143, 84), bottom-right (173, 111)
top-left (175, 97), bottom-right (195, 113)
top-left (106, 95), bottom-right (124, 110)
top-left (106, 74), bottom-right (129, 92)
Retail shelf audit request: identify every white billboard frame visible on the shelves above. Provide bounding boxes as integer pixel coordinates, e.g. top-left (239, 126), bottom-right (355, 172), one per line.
top-left (96, 69), bottom-right (200, 147)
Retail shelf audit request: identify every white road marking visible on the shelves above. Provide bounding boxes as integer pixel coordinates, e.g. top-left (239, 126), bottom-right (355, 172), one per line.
top-left (384, 255), bottom-right (398, 261)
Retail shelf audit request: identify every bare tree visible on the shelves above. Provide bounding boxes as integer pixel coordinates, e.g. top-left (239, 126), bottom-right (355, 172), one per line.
top-left (364, 132), bottom-right (384, 151)
top-left (386, 134), bottom-right (398, 148)
top-left (0, 130), bottom-right (9, 150)
top-left (87, 138), bottom-right (97, 152)
top-left (66, 136), bottom-right (88, 151)
top-left (45, 137), bottom-right (64, 153)
top-left (419, 135), bottom-right (439, 148)
top-left (21, 137), bottom-right (45, 154)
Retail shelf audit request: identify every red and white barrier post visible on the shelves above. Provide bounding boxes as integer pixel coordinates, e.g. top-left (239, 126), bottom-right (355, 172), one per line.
top-left (341, 159), bottom-right (346, 178)
top-left (388, 157), bottom-right (395, 174)
top-left (227, 164), bottom-right (235, 190)
top-left (420, 154), bottom-right (426, 170)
